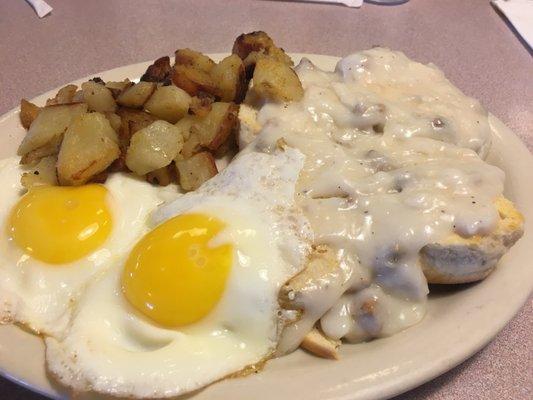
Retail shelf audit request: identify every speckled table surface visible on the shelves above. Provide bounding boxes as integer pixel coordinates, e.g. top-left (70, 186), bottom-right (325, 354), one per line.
top-left (0, 0), bottom-right (531, 399)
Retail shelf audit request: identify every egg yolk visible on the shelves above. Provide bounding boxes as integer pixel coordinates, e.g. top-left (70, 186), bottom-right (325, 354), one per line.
top-left (8, 185), bottom-right (112, 264)
top-left (122, 213), bottom-right (233, 327)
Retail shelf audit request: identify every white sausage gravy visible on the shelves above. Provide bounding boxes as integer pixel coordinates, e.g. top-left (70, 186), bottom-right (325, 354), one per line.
top-left (241, 48), bottom-right (504, 353)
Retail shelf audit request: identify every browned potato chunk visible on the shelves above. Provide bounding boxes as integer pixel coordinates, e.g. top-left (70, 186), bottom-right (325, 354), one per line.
top-left (105, 80), bottom-right (133, 98)
top-left (175, 49), bottom-right (215, 73)
top-left (176, 151), bottom-right (217, 191)
top-left (141, 56), bottom-right (172, 83)
top-left (20, 135), bottom-right (62, 166)
top-left (195, 102), bottom-right (239, 150)
top-left (117, 82), bottom-right (156, 108)
top-left (46, 84), bottom-right (78, 106)
top-left (146, 164), bottom-right (176, 186)
top-left (232, 31), bottom-right (275, 60)
top-left (144, 85), bottom-right (191, 123)
top-left (17, 103), bottom-right (88, 157)
top-left (211, 54), bottom-right (246, 102)
top-left (57, 112), bottom-right (120, 186)
top-left (252, 58), bottom-right (303, 102)
top-left (125, 120), bottom-right (184, 175)
top-left (172, 65), bottom-right (219, 97)
top-left (21, 156), bottom-right (58, 189)
top-left (82, 81), bottom-right (117, 113)
top-left (189, 95), bottom-right (214, 117)
top-left (20, 99), bottom-right (41, 130)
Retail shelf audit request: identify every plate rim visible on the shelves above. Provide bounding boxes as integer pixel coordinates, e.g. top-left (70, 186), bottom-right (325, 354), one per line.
top-left (0, 53), bottom-right (532, 400)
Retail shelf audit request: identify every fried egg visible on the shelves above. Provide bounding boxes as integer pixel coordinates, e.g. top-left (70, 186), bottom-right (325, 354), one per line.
top-left (45, 148), bottom-right (312, 398)
top-left (0, 157), bottom-right (175, 336)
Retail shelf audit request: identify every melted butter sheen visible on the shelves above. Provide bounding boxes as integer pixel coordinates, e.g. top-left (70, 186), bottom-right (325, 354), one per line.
top-left (253, 48), bottom-right (504, 344)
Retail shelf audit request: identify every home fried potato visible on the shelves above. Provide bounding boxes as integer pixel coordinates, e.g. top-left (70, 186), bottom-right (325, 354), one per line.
top-left (252, 57), bottom-right (303, 102)
top-left (144, 85), bottom-right (191, 123)
top-left (105, 80), bottom-right (133, 98)
top-left (171, 64), bottom-right (219, 97)
top-left (104, 112), bottom-right (122, 132)
top-left (141, 56), bottom-right (172, 83)
top-left (175, 49), bottom-right (215, 73)
top-left (232, 31), bottom-right (275, 60)
top-left (20, 99), bottom-right (41, 130)
top-left (57, 112), bottom-right (120, 186)
top-left (117, 82), bottom-right (156, 108)
top-left (233, 31), bottom-right (293, 78)
top-left (82, 81), bottom-right (117, 113)
top-left (125, 120), bottom-right (184, 175)
top-left (195, 102), bottom-right (239, 150)
top-left (46, 84), bottom-right (78, 106)
top-left (20, 135), bottom-right (62, 166)
top-left (146, 164), bottom-right (176, 186)
top-left (176, 151), bottom-right (217, 191)
top-left (20, 156), bottom-right (58, 189)
top-left (211, 54), bottom-right (246, 102)
top-left (189, 95), bottom-right (214, 117)
top-left (17, 103), bottom-right (88, 157)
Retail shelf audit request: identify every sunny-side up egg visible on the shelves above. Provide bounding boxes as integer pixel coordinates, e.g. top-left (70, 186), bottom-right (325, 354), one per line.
top-left (45, 148), bottom-right (312, 398)
top-left (0, 157), bottom-right (176, 336)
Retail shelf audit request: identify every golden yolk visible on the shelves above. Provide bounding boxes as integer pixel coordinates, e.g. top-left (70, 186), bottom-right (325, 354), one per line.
top-left (122, 213), bottom-right (233, 327)
top-left (8, 185), bottom-right (112, 264)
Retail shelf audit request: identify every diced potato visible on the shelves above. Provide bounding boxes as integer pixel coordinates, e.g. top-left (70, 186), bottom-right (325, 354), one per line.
top-left (105, 112), bottom-right (121, 132)
top-left (20, 99), bottom-right (41, 130)
top-left (195, 102), bottom-right (239, 150)
top-left (57, 112), bottom-right (120, 186)
top-left (46, 84), bottom-right (78, 106)
top-left (180, 132), bottom-right (202, 160)
top-left (146, 165), bottom-right (176, 186)
top-left (176, 151), bottom-right (217, 191)
top-left (252, 58), bottom-right (303, 102)
top-left (20, 135), bottom-right (62, 166)
top-left (172, 65), bottom-right (219, 97)
top-left (82, 81), bottom-right (117, 113)
top-left (211, 54), bottom-right (246, 102)
top-left (232, 31), bottom-right (275, 60)
top-left (117, 82), bottom-right (156, 108)
top-left (141, 56), bottom-right (172, 83)
top-left (125, 120), bottom-right (184, 175)
top-left (175, 49), bottom-right (215, 73)
top-left (144, 85), bottom-right (191, 123)
top-left (17, 103), bottom-right (88, 157)
top-left (111, 108), bottom-right (157, 172)
top-left (189, 95), bottom-right (213, 117)
top-left (21, 156), bottom-right (58, 189)
top-left (105, 80), bottom-right (133, 98)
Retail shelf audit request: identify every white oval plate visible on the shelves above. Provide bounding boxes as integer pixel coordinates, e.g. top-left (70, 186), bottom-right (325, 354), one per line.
top-left (0, 54), bottom-right (532, 400)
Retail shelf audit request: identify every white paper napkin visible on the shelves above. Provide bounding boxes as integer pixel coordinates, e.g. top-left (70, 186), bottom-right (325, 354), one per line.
top-left (25, 0), bottom-right (53, 18)
top-left (492, 0), bottom-right (533, 48)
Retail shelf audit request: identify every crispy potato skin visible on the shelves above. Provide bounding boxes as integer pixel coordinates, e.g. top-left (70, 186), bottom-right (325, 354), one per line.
top-left (176, 151), bottom-right (218, 191)
top-left (140, 56), bottom-right (172, 84)
top-left (20, 99), bottom-right (41, 130)
top-left (232, 31), bottom-right (274, 60)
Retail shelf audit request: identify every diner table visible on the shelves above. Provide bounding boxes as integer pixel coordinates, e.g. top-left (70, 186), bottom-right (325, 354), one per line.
top-left (0, 0), bottom-right (531, 399)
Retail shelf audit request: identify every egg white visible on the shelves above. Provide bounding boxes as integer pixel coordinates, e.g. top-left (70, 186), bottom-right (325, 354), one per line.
top-left (0, 157), bottom-right (177, 337)
top-left (45, 148), bottom-right (312, 398)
